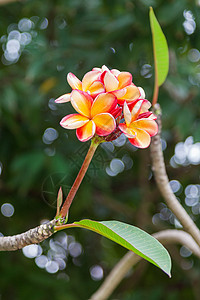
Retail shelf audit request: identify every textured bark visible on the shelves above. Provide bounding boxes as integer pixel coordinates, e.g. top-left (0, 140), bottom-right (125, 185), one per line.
top-left (150, 104), bottom-right (200, 247)
top-left (0, 219), bottom-right (56, 251)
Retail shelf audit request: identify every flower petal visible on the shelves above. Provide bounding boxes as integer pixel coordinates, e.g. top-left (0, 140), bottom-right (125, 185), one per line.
top-left (138, 112), bottom-right (157, 120)
top-left (88, 80), bottom-right (105, 97)
top-left (111, 68), bottom-right (121, 77)
top-left (140, 99), bottom-right (151, 113)
top-left (76, 120), bottom-right (96, 142)
top-left (71, 90), bottom-right (93, 118)
top-left (117, 84), bottom-right (140, 103)
top-left (92, 113), bottom-right (116, 136)
top-left (82, 70), bottom-right (101, 91)
top-left (60, 114), bottom-right (89, 129)
top-left (112, 88), bottom-right (127, 99)
top-left (92, 67), bottom-right (102, 72)
top-left (55, 93), bottom-right (71, 103)
top-left (128, 99), bottom-right (151, 113)
top-left (123, 101), bottom-right (132, 126)
top-left (117, 72), bottom-right (132, 89)
top-left (91, 93), bottom-right (117, 117)
top-left (130, 99), bottom-right (144, 121)
top-left (131, 119), bottom-right (158, 137)
top-left (67, 73), bottom-right (82, 90)
top-left (138, 87), bottom-right (145, 99)
top-left (102, 65), bottom-right (109, 72)
top-left (118, 123), bottom-right (136, 138)
top-left (110, 105), bottom-right (122, 118)
top-left (128, 129), bottom-right (151, 148)
top-left (104, 71), bottom-right (119, 92)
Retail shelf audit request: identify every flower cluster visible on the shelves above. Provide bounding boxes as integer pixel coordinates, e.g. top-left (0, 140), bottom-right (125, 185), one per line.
top-left (55, 65), bottom-right (158, 148)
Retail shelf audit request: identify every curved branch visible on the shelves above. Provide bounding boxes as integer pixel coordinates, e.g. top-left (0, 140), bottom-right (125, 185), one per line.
top-left (150, 104), bottom-right (200, 247)
top-left (0, 220), bottom-right (56, 251)
top-left (90, 229), bottom-right (200, 300)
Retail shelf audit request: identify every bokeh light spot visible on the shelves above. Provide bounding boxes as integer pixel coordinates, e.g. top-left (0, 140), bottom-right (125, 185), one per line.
top-left (90, 265), bottom-right (104, 281)
top-left (1, 203), bottom-right (14, 217)
top-left (22, 244), bottom-right (42, 258)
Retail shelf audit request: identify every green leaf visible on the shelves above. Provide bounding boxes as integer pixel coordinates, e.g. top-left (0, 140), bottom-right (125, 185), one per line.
top-left (149, 7), bottom-right (169, 86)
top-left (74, 219), bottom-right (171, 277)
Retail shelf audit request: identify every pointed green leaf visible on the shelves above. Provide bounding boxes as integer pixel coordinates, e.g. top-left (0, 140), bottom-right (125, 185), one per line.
top-left (149, 7), bottom-right (169, 86)
top-left (74, 219), bottom-right (171, 277)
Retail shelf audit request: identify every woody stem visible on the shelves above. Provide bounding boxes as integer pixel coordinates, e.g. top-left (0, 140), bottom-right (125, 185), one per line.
top-left (60, 137), bottom-right (101, 218)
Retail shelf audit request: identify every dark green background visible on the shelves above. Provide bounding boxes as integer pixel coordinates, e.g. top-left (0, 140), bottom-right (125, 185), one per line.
top-left (0, 0), bottom-right (200, 299)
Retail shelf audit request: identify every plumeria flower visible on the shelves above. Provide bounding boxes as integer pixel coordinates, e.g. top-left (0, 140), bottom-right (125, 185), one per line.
top-left (55, 65), bottom-right (145, 106)
top-left (93, 65), bottom-right (144, 105)
top-left (119, 101), bottom-right (158, 148)
top-left (55, 71), bottom-right (105, 103)
top-left (60, 90), bottom-right (117, 142)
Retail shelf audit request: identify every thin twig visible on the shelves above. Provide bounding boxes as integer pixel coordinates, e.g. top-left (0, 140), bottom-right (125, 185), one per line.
top-left (150, 104), bottom-right (200, 247)
top-left (60, 138), bottom-right (100, 218)
top-left (90, 229), bottom-right (200, 300)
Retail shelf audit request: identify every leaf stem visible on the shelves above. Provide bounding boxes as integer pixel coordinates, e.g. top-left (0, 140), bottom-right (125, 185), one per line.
top-left (152, 75), bottom-right (159, 106)
top-left (59, 137), bottom-right (101, 218)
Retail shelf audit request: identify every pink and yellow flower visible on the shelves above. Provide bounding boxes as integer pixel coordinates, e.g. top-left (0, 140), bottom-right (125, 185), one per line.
top-left (60, 90), bottom-right (117, 142)
top-left (56, 65), bottom-right (158, 147)
top-left (92, 65), bottom-right (144, 105)
top-left (119, 101), bottom-right (158, 148)
top-left (55, 65), bottom-right (144, 106)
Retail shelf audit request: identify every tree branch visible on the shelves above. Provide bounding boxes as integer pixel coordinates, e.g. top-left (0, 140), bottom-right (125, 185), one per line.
top-left (90, 229), bottom-right (200, 300)
top-left (150, 104), bottom-right (200, 247)
top-left (0, 219), bottom-right (56, 251)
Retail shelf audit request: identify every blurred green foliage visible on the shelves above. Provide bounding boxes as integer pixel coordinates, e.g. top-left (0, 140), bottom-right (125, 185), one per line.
top-left (0, 0), bottom-right (200, 299)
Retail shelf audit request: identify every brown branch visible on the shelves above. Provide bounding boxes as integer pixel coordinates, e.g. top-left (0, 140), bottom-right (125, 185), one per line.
top-left (0, 219), bottom-right (56, 251)
top-left (90, 229), bottom-right (200, 300)
top-left (150, 104), bottom-right (200, 247)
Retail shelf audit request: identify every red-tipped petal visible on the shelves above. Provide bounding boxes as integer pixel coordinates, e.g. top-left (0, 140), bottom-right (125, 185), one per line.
top-left (141, 101), bottom-right (151, 113)
top-left (91, 93), bottom-right (117, 117)
top-left (110, 105), bottom-right (122, 118)
top-left (67, 73), bottom-right (82, 90)
top-left (128, 129), bottom-right (151, 148)
top-left (55, 93), bottom-right (71, 103)
top-left (131, 119), bottom-right (158, 137)
top-left (76, 120), bottom-right (96, 142)
top-left (92, 113), bottom-right (116, 136)
top-left (82, 70), bottom-right (101, 92)
top-left (60, 114), bottom-right (89, 129)
top-left (117, 72), bottom-right (132, 89)
top-left (138, 112), bottom-right (157, 120)
top-left (118, 123), bottom-right (136, 138)
top-left (104, 71), bottom-right (119, 92)
top-left (128, 99), bottom-right (151, 113)
top-left (71, 90), bottom-right (93, 118)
